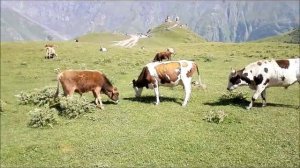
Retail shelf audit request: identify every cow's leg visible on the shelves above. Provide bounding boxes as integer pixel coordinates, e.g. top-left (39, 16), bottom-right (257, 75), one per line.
top-left (63, 87), bottom-right (74, 97)
top-left (153, 86), bottom-right (160, 105)
top-left (92, 91), bottom-right (99, 105)
top-left (247, 85), bottom-right (266, 110)
top-left (261, 89), bottom-right (267, 107)
top-left (94, 88), bottom-right (104, 109)
top-left (97, 94), bottom-right (104, 109)
top-left (182, 78), bottom-right (192, 107)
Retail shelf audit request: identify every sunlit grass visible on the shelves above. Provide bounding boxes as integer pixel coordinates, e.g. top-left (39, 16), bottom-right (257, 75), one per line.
top-left (1, 36), bottom-right (299, 167)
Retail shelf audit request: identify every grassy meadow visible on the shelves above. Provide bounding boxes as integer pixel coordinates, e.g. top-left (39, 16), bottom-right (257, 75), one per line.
top-left (1, 28), bottom-right (299, 167)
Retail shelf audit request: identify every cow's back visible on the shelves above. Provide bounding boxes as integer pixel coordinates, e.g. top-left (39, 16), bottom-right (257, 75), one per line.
top-left (155, 62), bottom-right (181, 84)
top-left (178, 60), bottom-right (196, 77)
top-left (59, 70), bottom-right (103, 92)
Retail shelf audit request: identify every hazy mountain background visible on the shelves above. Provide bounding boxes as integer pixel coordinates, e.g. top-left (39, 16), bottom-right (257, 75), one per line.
top-left (1, 0), bottom-right (299, 42)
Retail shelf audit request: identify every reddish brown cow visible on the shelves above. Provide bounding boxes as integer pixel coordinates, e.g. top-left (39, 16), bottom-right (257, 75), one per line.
top-left (54, 70), bottom-right (119, 109)
top-left (45, 44), bottom-right (54, 48)
top-left (153, 51), bottom-right (173, 62)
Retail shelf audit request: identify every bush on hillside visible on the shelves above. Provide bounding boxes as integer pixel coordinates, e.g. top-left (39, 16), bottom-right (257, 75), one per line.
top-left (17, 86), bottom-right (97, 121)
top-left (28, 108), bottom-right (59, 128)
top-left (17, 86), bottom-right (57, 107)
top-left (54, 96), bottom-right (96, 119)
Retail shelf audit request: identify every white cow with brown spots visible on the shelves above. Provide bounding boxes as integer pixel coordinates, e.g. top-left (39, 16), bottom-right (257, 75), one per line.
top-left (227, 58), bottom-right (300, 109)
top-left (132, 60), bottom-right (206, 106)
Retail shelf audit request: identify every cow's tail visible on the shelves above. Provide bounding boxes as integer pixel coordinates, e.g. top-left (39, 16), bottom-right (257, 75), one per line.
top-left (194, 63), bottom-right (207, 89)
top-left (54, 73), bottom-right (62, 99)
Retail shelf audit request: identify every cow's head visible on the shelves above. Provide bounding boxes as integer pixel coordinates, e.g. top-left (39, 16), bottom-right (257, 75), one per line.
top-left (132, 79), bottom-right (143, 97)
top-left (107, 87), bottom-right (119, 103)
top-left (167, 48), bottom-right (175, 54)
top-left (227, 68), bottom-right (249, 91)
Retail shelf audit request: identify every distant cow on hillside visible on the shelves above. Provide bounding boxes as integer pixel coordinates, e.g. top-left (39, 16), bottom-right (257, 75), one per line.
top-left (153, 48), bottom-right (175, 62)
top-left (54, 70), bottom-right (119, 109)
top-left (45, 44), bottom-right (54, 48)
top-left (99, 47), bottom-right (107, 52)
top-left (45, 44), bottom-right (57, 59)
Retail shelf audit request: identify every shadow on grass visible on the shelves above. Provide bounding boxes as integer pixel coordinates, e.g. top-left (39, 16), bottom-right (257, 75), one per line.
top-left (123, 96), bottom-right (182, 105)
top-left (254, 102), bottom-right (298, 109)
top-left (204, 97), bottom-right (249, 108)
top-left (89, 100), bottom-right (117, 105)
top-left (204, 97), bottom-right (298, 109)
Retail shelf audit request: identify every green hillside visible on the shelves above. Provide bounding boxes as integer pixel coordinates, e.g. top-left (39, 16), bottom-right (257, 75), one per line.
top-left (254, 29), bottom-right (300, 44)
top-left (74, 32), bottom-right (127, 45)
top-left (1, 31), bottom-right (299, 167)
top-left (138, 22), bottom-right (206, 48)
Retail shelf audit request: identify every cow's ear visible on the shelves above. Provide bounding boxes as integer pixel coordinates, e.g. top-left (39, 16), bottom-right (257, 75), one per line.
top-left (231, 68), bottom-right (236, 74)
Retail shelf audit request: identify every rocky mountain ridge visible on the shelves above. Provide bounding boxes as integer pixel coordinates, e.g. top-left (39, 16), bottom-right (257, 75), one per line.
top-left (1, 1), bottom-right (299, 42)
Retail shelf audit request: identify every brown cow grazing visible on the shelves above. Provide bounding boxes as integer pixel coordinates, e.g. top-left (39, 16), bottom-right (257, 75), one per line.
top-left (153, 48), bottom-right (175, 62)
top-left (54, 70), bottom-right (119, 109)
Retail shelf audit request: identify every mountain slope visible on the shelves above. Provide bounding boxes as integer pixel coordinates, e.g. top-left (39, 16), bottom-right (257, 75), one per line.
top-left (1, 7), bottom-right (65, 41)
top-left (138, 22), bottom-right (206, 47)
top-left (254, 29), bottom-right (300, 44)
top-left (1, 1), bottom-right (299, 42)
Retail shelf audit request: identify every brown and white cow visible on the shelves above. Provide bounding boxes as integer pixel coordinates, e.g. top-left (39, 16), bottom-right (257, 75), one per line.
top-left (227, 58), bottom-right (300, 110)
top-left (54, 70), bottom-right (119, 109)
top-left (153, 48), bottom-right (175, 62)
top-left (45, 44), bottom-right (57, 59)
top-left (132, 60), bottom-right (206, 106)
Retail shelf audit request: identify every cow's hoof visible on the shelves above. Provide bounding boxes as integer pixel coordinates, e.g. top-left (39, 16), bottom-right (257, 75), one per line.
top-left (182, 104), bottom-right (187, 107)
top-left (97, 105), bottom-right (104, 110)
top-left (246, 106), bottom-right (251, 110)
top-left (153, 102), bottom-right (159, 105)
top-left (262, 104), bottom-right (266, 107)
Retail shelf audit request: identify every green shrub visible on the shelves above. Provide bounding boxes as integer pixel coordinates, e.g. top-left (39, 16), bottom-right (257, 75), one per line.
top-left (204, 110), bottom-right (227, 124)
top-left (17, 86), bottom-right (57, 107)
top-left (199, 54), bottom-right (215, 62)
top-left (18, 86), bottom-right (97, 119)
top-left (55, 96), bottom-right (96, 119)
top-left (28, 108), bottom-right (59, 128)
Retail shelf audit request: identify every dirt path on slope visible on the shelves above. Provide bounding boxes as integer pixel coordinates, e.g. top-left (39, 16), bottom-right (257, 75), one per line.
top-left (113, 34), bottom-right (147, 48)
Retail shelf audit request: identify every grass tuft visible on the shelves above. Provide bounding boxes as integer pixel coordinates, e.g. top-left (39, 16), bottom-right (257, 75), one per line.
top-left (203, 110), bottom-right (227, 124)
